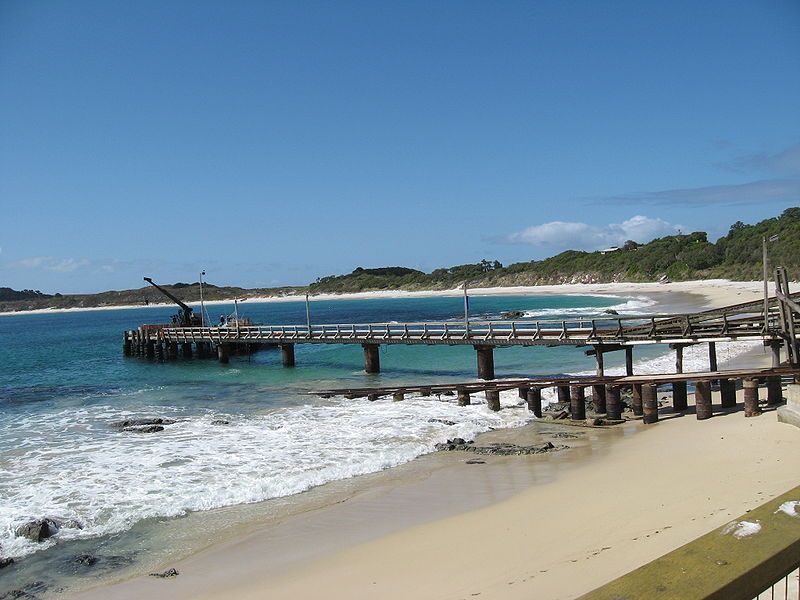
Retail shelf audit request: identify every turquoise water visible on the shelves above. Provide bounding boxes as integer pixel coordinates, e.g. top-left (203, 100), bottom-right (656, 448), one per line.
top-left (0, 293), bottom-right (676, 595)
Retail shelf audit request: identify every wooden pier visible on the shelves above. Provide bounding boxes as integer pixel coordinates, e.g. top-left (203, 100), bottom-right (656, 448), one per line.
top-left (310, 366), bottom-right (798, 418)
top-left (123, 291), bottom-right (800, 379)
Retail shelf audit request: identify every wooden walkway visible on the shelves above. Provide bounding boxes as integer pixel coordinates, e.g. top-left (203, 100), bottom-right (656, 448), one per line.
top-left (123, 291), bottom-right (799, 378)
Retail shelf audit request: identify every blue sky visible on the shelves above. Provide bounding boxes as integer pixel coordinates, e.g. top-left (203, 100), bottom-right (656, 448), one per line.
top-left (1, 0), bottom-right (799, 293)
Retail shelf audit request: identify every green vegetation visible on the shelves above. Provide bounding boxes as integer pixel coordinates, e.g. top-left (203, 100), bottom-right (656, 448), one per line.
top-left (1, 207), bottom-right (798, 313)
top-left (308, 207), bottom-right (800, 292)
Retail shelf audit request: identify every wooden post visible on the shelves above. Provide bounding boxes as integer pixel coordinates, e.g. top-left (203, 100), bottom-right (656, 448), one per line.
top-left (217, 343), bottom-right (230, 364)
top-left (595, 346), bottom-right (605, 377)
top-left (675, 345), bottom-right (684, 374)
top-left (526, 388), bottom-right (542, 417)
top-left (368, 394), bottom-right (379, 402)
top-left (767, 375), bottom-right (782, 405)
top-left (518, 386), bottom-right (530, 400)
top-left (632, 383), bottom-right (643, 416)
top-left (743, 378), bottom-right (761, 417)
top-left (167, 341), bottom-right (178, 360)
top-left (145, 339), bottom-right (155, 359)
top-left (475, 345), bottom-right (495, 380)
top-left (570, 385), bottom-right (586, 420)
top-left (695, 380), bottom-right (712, 420)
top-left (123, 334), bottom-right (132, 356)
top-left (457, 388), bottom-right (470, 406)
top-left (708, 341), bottom-right (718, 375)
top-left (393, 392), bottom-right (405, 402)
top-left (485, 389), bottom-right (501, 412)
top-left (672, 380), bottom-right (688, 412)
top-left (181, 342), bottom-right (193, 358)
top-left (642, 383), bottom-right (659, 424)
top-left (625, 347), bottom-right (634, 376)
top-left (605, 385), bottom-right (622, 420)
top-left (720, 378), bottom-right (736, 409)
top-left (362, 344), bottom-right (380, 374)
top-left (281, 343), bottom-right (296, 368)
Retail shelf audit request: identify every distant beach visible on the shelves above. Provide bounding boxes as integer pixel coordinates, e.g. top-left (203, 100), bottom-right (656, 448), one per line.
top-left (0, 279), bottom-right (769, 317)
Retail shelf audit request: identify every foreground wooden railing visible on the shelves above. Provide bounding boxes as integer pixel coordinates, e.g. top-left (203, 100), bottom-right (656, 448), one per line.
top-left (579, 485), bottom-right (800, 600)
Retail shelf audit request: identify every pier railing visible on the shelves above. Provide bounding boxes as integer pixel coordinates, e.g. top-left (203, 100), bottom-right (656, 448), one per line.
top-left (146, 311), bottom-right (773, 347)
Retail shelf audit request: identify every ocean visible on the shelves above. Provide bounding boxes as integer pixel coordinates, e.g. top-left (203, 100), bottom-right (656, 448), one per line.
top-left (0, 292), bottom-right (758, 595)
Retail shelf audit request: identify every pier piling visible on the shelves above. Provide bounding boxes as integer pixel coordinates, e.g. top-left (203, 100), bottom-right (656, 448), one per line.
top-left (393, 392), bottom-right (404, 402)
top-left (123, 335), bottom-right (132, 356)
top-left (767, 375), bottom-right (782, 405)
top-left (475, 345), bottom-right (495, 380)
top-left (591, 384), bottom-right (606, 414)
top-left (695, 380), bottom-right (712, 420)
top-left (642, 383), bottom-right (658, 424)
top-left (485, 389), bottom-right (501, 411)
top-left (526, 388), bottom-right (542, 417)
top-left (743, 378), bottom-right (761, 417)
top-left (570, 385), bottom-right (586, 420)
top-left (181, 342), bottom-right (192, 358)
top-left (720, 378), bottom-right (736, 408)
top-left (557, 385), bottom-right (570, 405)
top-left (606, 385), bottom-right (622, 420)
top-left (631, 383), bottom-right (643, 416)
top-left (217, 344), bottom-right (229, 364)
top-left (672, 381), bottom-right (688, 412)
top-left (457, 388), bottom-right (471, 406)
top-left (362, 344), bottom-right (380, 374)
top-left (281, 343), bottom-right (296, 368)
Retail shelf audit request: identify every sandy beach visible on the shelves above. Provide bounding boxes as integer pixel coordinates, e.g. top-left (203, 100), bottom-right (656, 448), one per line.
top-left (69, 389), bottom-right (800, 600)
top-left (0, 279), bottom-right (770, 317)
top-left (56, 279), bottom-right (798, 600)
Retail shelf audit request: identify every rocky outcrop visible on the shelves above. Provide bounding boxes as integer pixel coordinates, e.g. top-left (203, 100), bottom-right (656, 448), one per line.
top-left (110, 418), bottom-right (175, 433)
top-left (15, 519), bottom-right (59, 543)
top-left (150, 568), bottom-right (179, 578)
top-left (435, 439), bottom-right (564, 455)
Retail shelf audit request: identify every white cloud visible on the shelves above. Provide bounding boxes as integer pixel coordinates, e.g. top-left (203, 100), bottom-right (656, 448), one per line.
top-left (507, 215), bottom-right (682, 251)
top-left (9, 256), bottom-right (90, 272)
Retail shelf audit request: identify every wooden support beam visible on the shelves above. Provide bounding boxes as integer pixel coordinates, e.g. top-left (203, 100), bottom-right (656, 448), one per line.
top-left (720, 378), bottom-right (736, 409)
top-left (625, 347), bottom-right (634, 376)
top-left (557, 385), bottom-right (570, 405)
top-left (675, 345), bottom-right (684, 374)
top-left (708, 341), bottom-right (718, 372)
top-left (767, 375), bottom-right (782, 406)
top-left (181, 342), bottom-right (193, 358)
top-left (123, 335), bottom-right (132, 356)
top-left (457, 388), bottom-right (470, 406)
top-left (392, 392), bottom-right (404, 402)
top-left (672, 381), bottom-right (687, 412)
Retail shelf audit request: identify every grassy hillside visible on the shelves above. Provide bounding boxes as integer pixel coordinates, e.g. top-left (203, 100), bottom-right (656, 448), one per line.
top-left (2, 207), bottom-right (798, 312)
top-left (308, 207), bottom-right (800, 293)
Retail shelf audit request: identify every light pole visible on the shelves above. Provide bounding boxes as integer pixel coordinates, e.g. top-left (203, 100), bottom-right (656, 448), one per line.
top-left (463, 281), bottom-right (470, 337)
top-left (305, 293), bottom-right (312, 335)
top-left (763, 235), bottom-right (779, 332)
top-left (199, 270), bottom-right (206, 327)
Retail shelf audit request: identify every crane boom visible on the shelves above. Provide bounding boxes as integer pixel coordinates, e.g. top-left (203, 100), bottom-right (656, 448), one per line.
top-left (143, 277), bottom-right (195, 326)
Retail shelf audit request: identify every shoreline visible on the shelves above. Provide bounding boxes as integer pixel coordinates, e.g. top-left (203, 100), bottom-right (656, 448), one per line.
top-left (57, 283), bottom-right (785, 599)
top-left (0, 279), bottom-right (767, 317)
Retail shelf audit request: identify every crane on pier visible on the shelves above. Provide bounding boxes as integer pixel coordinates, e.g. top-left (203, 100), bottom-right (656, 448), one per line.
top-left (143, 277), bottom-right (202, 327)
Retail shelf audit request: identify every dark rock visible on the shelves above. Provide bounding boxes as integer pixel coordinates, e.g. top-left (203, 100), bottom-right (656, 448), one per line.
top-left (436, 440), bottom-right (563, 456)
top-left (211, 419), bottom-right (230, 425)
top-left (150, 568), bottom-right (179, 578)
top-left (15, 519), bottom-right (60, 542)
top-left (603, 308), bottom-right (620, 315)
top-left (465, 459), bottom-right (486, 464)
top-left (74, 554), bottom-right (98, 567)
top-left (110, 418), bottom-right (175, 429)
top-left (0, 581), bottom-right (47, 600)
top-left (450, 437), bottom-right (467, 445)
top-left (550, 431), bottom-right (581, 439)
top-left (552, 410), bottom-right (569, 420)
top-left (428, 418), bottom-right (457, 426)
top-left (121, 425), bottom-right (164, 433)
top-left (501, 310), bottom-right (525, 319)
top-left (0, 557), bottom-right (13, 569)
